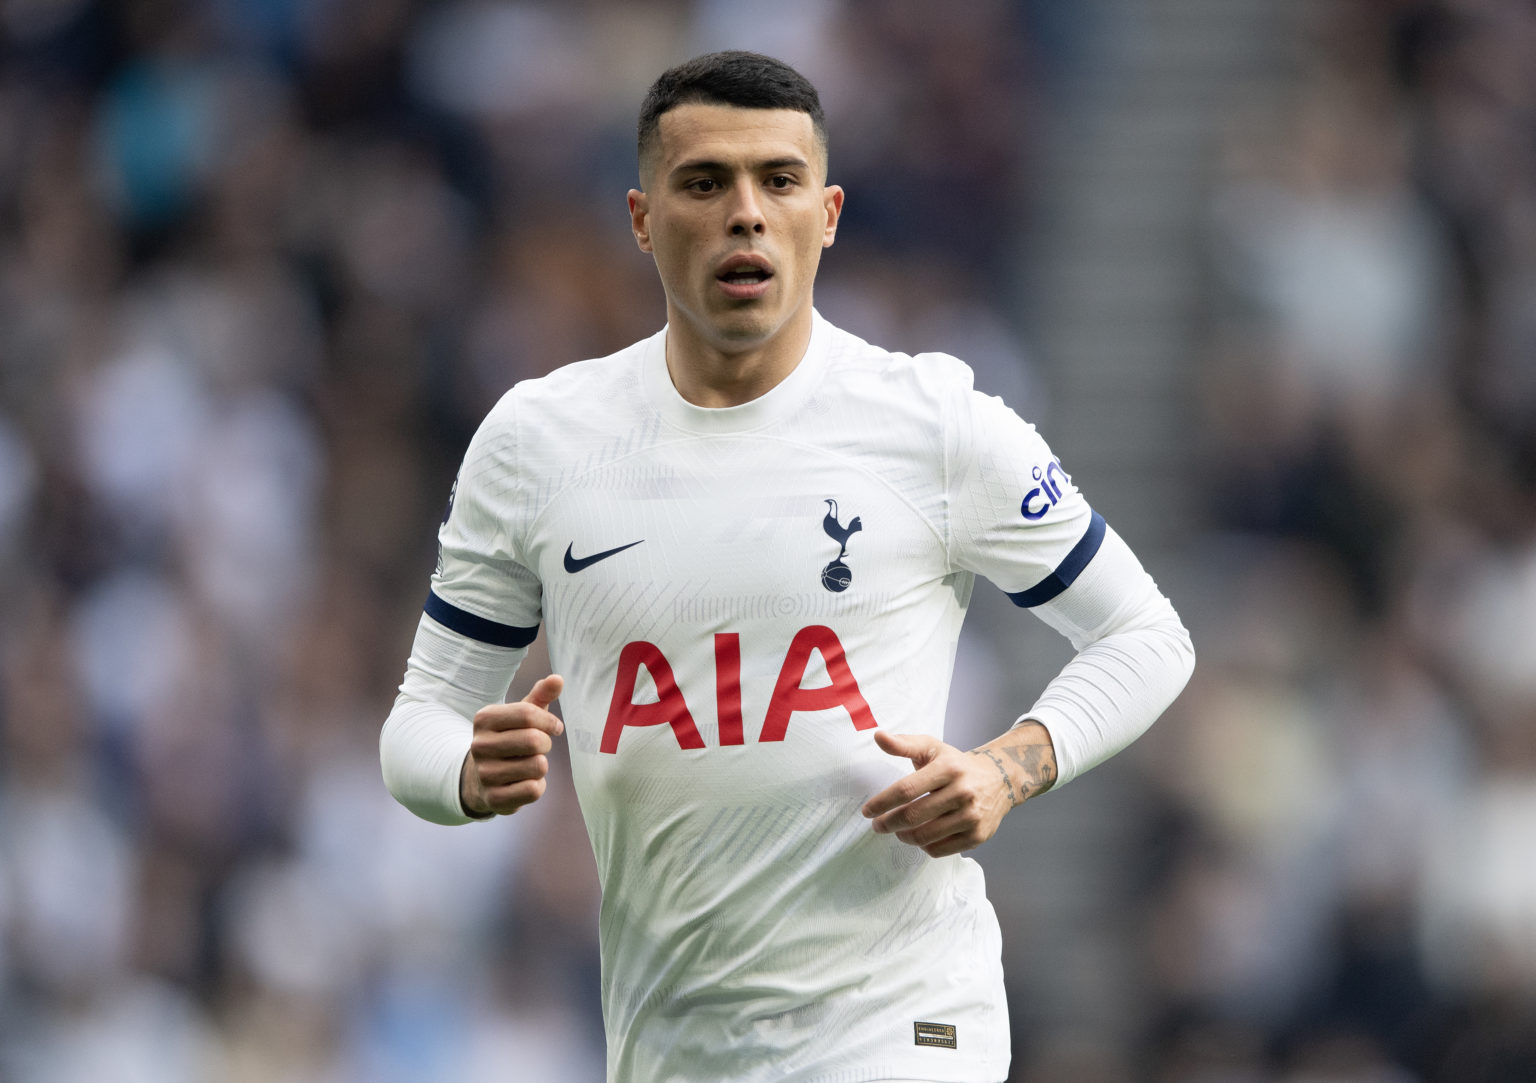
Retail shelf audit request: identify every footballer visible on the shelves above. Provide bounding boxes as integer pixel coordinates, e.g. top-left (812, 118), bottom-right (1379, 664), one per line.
top-left (381, 51), bottom-right (1194, 1083)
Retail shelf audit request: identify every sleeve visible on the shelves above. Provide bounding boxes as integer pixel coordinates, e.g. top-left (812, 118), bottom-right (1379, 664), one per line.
top-left (1017, 527), bottom-right (1194, 787)
top-left (379, 395), bottom-right (544, 824)
top-left (945, 382), bottom-right (1193, 786)
top-left (380, 616), bottom-right (532, 824)
top-left (946, 384), bottom-right (1103, 600)
top-left (424, 393), bottom-right (543, 646)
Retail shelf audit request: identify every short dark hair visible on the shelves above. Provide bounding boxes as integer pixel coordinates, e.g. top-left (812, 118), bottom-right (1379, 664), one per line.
top-left (637, 51), bottom-right (828, 182)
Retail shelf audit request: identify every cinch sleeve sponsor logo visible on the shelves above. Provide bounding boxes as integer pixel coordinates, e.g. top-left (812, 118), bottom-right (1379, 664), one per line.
top-left (1020, 459), bottom-right (1071, 521)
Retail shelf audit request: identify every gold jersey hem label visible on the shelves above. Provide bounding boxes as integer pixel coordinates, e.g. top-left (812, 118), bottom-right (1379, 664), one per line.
top-left (913, 1021), bottom-right (957, 1049)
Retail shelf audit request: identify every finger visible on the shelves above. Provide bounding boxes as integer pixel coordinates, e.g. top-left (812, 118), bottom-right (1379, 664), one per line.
top-left (523, 674), bottom-right (564, 711)
top-left (873, 728), bottom-right (939, 766)
top-left (922, 832), bottom-right (980, 858)
top-left (472, 727), bottom-right (553, 759)
top-left (871, 788), bottom-right (962, 835)
top-left (483, 777), bottom-right (545, 813)
top-left (477, 754), bottom-right (548, 787)
top-left (894, 808), bottom-right (971, 849)
top-left (474, 700), bottom-right (564, 737)
top-left (862, 759), bottom-right (958, 819)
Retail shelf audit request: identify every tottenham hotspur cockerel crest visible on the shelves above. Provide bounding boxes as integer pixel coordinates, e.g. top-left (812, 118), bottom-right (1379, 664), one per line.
top-left (820, 498), bottom-right (862, 592)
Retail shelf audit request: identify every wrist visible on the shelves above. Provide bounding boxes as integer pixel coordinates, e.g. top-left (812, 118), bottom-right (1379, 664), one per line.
top-left (972, 747), bottom-right (1022, 809)
top-left (458, 752), bottom-right (494, 819)
top-left (981, 720), bottom-right (1058, 801)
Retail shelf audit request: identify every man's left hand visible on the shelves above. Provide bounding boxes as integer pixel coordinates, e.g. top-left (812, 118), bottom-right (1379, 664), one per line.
top-left (861, 723), bottom-right (1057, 858)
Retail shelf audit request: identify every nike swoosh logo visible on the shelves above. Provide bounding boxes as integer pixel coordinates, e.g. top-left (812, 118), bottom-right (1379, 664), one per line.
top-left (563, 539), bottom-right (644, 573)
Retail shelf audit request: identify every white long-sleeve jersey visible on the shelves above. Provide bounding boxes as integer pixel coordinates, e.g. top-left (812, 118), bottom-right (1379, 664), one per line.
top-left (381, 312), bottom-right (1194, 1083)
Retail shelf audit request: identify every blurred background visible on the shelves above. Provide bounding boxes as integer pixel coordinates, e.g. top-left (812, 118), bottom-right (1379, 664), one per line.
top-left (1, 0), bottom-right (1533, 1079)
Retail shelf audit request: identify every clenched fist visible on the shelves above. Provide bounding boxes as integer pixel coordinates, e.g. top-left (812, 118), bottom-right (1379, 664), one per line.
top-left (460, 674), bottom-right (565, 817)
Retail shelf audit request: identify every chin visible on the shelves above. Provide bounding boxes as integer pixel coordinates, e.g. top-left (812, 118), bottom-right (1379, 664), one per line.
top-left (710, 308), bottom-right (780, 347)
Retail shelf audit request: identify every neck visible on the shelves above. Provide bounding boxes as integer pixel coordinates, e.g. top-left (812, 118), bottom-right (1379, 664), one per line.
top-left (663, 304), bottom-right (815, 408)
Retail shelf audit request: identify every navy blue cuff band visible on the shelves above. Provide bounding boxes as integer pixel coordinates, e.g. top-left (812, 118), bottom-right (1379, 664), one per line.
top-left (424, 591), bottom-right (538, 648)
top-left (1006, 510), bottom-right (1107, 608)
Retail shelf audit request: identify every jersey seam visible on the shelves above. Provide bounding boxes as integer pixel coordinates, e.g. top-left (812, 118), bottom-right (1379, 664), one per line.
top-left (522, 384), bottom-right (679, 538)
top-left (503, 390), bottom-right (526, 566)
top-left (437, 394), bottom-right (536, 609)
top-left (750, 434), bottom-right (949, 552)
top-left (524, 429), bottom-right (950, 556)
top-left (523, 433), bottom-right (677, 539)
top-left (940, 373), bottom-right (955, 567)
top-left (522, 346), bottom-right (948, 551)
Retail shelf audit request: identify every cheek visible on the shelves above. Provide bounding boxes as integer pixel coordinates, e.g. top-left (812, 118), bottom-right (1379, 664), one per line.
top-left (646, 235), bottom-right (691, 288)
top-left (790, 210), bottom-right (830, 262)
top-left (649, 222), bottom-right (707, 278)
top-left (791, 225), bottom-right (828, 274)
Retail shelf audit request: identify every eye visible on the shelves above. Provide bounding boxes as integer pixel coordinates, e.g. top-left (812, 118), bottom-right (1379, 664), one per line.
top-left (767, 174), bottom-right (795, 190)
top-left (687, 178), bottom-right (718, 193)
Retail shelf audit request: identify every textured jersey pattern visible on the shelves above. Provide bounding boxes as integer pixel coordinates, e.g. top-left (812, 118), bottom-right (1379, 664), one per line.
top-left (429, 314), bottom-right (1101, 1083)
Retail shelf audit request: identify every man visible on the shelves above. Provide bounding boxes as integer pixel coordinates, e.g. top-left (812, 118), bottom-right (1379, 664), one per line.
top-left (381, 51), bottom-right (1194, 1083)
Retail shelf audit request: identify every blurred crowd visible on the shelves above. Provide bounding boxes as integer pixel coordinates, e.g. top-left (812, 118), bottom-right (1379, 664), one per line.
top-left (1155, 0), bottom-right (1536, 1079)
top-left (0, 0), bottom-right (1531, 1080)
top-left (0, 1), bottom-right (1041, 1080)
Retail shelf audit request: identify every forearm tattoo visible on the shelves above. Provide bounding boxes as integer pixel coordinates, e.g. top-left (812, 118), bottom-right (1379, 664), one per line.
top-left (973, 748), bottom-right (1021, 808)
top-left (1005, 727), bottom-right (1058, 798)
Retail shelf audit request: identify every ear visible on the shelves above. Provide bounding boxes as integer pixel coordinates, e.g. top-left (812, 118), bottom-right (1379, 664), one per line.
top-left (822, 184), bottom-right (844, 248)
top-left (628, 189), bottom-right (652, 253)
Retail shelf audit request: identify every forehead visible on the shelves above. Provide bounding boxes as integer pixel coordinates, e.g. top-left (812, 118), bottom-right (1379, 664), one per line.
top-left (654, 103), bottom-right (820, 171)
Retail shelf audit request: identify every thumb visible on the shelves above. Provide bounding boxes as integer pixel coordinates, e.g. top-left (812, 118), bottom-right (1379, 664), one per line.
top-left (522, 673), bottom-right (565, 713)
top-left (873, 727), bottom-right (938, 766)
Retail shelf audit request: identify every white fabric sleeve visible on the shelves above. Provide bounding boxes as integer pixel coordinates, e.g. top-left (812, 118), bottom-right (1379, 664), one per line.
top-left (380, 614), bottom-right (530, 825)
top-left (946, 382), bottom-right (1098, 593)
top-left (382, 391), bottom-right (545, 825)
top-left (1019, 525), bottom-right (1195, 787)
top-left (428, 390), bottom-right (543, 639)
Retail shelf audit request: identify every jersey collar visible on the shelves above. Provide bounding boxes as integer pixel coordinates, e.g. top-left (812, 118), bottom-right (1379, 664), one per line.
top-left (642, 310), bottom-right (831, 434)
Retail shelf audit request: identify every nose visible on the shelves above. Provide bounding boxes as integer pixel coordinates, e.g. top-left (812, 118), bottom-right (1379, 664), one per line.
top-left (726, 184), bottom-right (766, 236)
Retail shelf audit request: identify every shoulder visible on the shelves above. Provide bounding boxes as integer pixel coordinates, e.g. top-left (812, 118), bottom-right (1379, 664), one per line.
top-left (816, 320), bottom-right (1052, 474)
top-left (502, 336), bottom-right (651, 415)
top-left (481, 334), bottom-right (654, 439)
top-left (820, 320), bottom-right (978, 420)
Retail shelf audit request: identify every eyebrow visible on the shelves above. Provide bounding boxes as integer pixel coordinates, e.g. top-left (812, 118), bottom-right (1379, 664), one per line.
top-left (669, 156), bottom-right (811, 178)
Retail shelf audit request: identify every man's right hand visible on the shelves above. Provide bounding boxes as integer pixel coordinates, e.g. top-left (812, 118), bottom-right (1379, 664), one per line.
top-left (460, 674), bottom-right (565, 817)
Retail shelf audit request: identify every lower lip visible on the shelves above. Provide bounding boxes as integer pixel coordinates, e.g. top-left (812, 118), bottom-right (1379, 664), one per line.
top-left (716, 276), bottom-right (772, 300)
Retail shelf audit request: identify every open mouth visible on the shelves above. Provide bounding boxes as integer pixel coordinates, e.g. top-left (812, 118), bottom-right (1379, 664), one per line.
top-left (718, 266), bottom-right (771, 285)
top-left (715, 255), bottom-right (774, 297)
